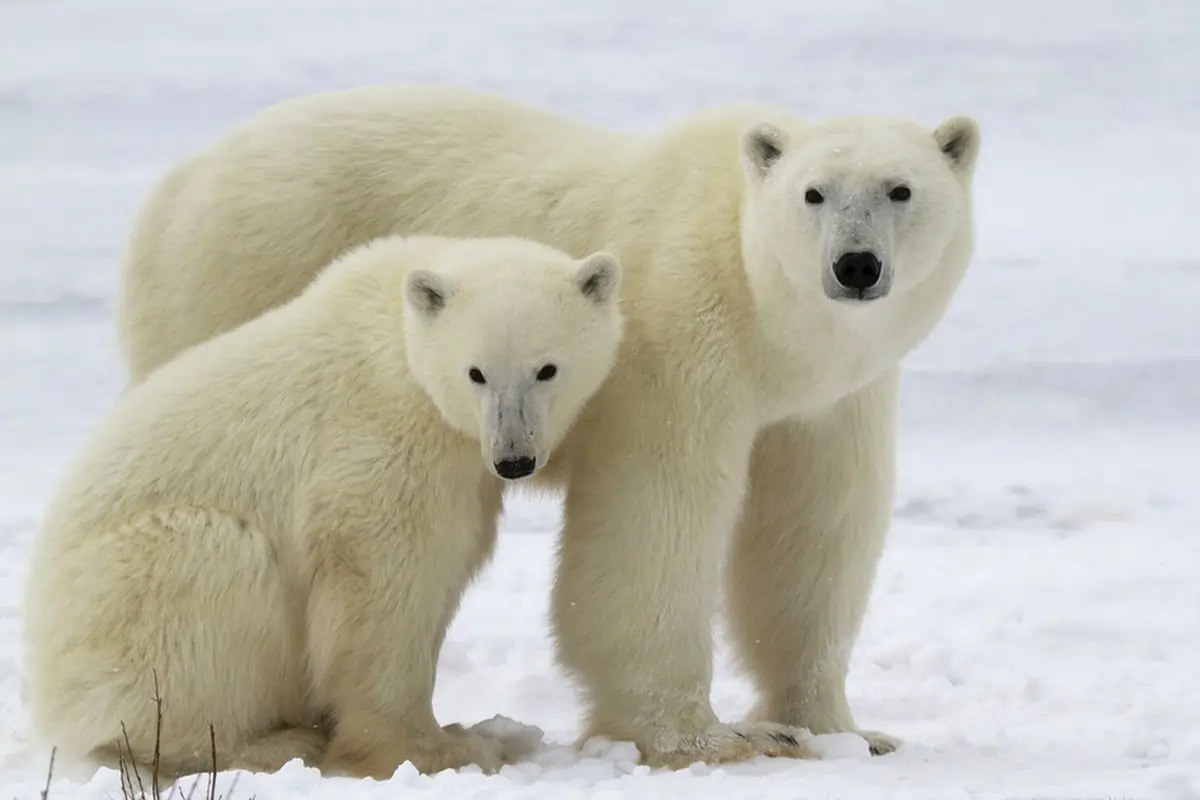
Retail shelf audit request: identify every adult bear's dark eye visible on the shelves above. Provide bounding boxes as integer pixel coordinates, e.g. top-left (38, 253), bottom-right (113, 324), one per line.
top-left (468, 367), bottom-right (486, 385)
top-left (536, 364), bottom-right (558, 381)
top-left (804, 188), bottom-right (824, 205)
top-left (888, 185), bottom-right (912, 202)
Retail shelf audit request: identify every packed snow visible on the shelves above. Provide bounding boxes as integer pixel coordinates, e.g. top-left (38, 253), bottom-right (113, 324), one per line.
top-left (1, 0), bottom-right (1198, 797)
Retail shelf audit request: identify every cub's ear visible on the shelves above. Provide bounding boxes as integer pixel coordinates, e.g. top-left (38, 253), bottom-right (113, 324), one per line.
top-left (933, 116), bottom-right (981, 174)
top-left (404, 269), bottom-right (453, 316)
top-left (575, 251), bottom-right (622, 305)
top-left (741, 122), bottom-right (788, 180)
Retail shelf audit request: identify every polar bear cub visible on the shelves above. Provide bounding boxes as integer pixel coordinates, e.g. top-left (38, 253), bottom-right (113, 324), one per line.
top-left (22, 234), bottom-right (624, 781)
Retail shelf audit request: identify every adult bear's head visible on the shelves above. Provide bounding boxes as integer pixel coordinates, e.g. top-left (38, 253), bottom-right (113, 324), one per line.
top-left (739, 113), bottom-right (980, 308)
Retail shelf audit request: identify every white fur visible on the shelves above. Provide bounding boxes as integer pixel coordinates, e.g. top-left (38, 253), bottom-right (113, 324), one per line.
top-left (23, 234), bottom-right (624, 780)
top-left (113, 85), bottom-right (981, 766)
top-left (405, 249), bottom-right (621, 478)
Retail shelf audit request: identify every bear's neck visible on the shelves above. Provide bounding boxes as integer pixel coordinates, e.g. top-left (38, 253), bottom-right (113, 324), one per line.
top-left (739, 230), bottom-right (897, 422)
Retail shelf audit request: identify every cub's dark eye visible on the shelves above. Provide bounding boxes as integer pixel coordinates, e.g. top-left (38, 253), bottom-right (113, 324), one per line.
top-left (888, 185), bottom-right (912, 202)
top-left (536, 364), bottom-right (558, 381)
top-left (468, 367), bottom-right (486, 385)
top-left (804, 188), bottom-right (824, 205)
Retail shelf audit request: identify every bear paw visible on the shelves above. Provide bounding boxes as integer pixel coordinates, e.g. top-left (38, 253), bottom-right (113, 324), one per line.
top-left (322, 726), bottom-right (505, 778)
top-left (229, 725), bottom-right (331, 774)
top-left (445, 717), bottom-right (545, 764)
top-left (746, 702), bottom-right (903, 757)
top-left (859, 728), bottom-right (901, 756)
top-left (635, 721), bottom-right (815, 769)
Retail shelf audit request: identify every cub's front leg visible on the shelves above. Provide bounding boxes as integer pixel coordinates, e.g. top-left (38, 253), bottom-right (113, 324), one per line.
top-left (302, 466), bottom-right (505, 778)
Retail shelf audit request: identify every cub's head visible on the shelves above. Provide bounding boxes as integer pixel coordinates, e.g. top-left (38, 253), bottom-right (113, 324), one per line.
top-left (740, 113), bottom-right (980, 307)
top-left (402, 239), bottom-right (623, 481)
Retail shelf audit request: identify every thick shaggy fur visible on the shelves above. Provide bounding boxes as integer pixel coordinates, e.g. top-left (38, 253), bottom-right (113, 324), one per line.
top-left (113, 85), bottom-right (981, 766)
top-left (24, 234), bottom-right (625, 780)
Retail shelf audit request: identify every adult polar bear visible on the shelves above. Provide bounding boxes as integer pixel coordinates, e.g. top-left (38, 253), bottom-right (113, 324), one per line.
top-left (116, 85), bottom-right (981, 767)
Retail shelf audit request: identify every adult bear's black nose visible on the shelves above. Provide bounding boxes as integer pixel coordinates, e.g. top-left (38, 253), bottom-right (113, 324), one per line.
top-left (494, 456), bottom-right (537, 480)
top-left (833, 251), bottom-right (883, 291)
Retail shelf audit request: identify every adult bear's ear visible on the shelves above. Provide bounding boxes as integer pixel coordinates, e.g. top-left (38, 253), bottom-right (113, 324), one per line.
top-left (933, 116), bottom-right (981, 175)
top-left (404, 269), bottom-right (453, 316)
top-left (575, 251), bottom-right (622, 305)
top-left (741, 122), bottom-right (788, 180)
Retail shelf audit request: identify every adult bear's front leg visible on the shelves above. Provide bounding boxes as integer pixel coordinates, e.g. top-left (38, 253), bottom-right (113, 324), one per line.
top-left (550, 396), bottom-right (814, 768)
top-left (727, 370), bottom-right (902, 756)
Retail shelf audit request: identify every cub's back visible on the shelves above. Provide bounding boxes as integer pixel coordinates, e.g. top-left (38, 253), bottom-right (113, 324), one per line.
top-left (43, 299), bottom-right (351, 552)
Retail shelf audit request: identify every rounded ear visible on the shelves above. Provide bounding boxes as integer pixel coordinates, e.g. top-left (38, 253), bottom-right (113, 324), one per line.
top-left (575, 251), bottom-right (622, 305)
top-left (933, 116), bottom-right (981, 174)
top-left (741, 122), bottom-right (788, 180)
top-left (404, 269), bottom-right (452, 316)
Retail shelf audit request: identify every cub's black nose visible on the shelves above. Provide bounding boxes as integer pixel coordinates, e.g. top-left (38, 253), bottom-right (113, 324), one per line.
top-left (833, 251), bottom-right (883, 291)
top-left (494, 456), bottom-right (537, 480)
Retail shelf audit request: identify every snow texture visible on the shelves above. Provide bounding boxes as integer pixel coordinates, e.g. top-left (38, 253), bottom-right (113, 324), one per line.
top-left (1, 0), bottom-right (1198, 797)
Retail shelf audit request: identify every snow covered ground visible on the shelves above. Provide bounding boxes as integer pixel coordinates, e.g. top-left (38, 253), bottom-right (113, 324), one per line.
top-left (2, 0), bottom-right (1198, 797)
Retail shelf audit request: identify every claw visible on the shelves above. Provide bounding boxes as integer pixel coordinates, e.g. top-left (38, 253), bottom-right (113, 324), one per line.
top-left (734, 731), bottom-right (750, 741)
top-left (862, 730), bottom-right (900, 756)
top-left (769, 732), bottom-right (799, 747)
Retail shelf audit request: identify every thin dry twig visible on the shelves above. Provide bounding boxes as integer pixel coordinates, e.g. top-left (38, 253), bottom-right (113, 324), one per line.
top-left (33, 674), bottom-right (254, 800)
top-left (206, 726), bottom-right (216, 800)
top-left (39, 747), bottom-right (56, 800)
top-left (119, 720), bottom-right (147, 799)
top-left (181, 760), bottom-right (202, 800)
top-left (150, 671), bottom-right (163, 800)
top-left (116, 736), bottom-right (129, 798)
